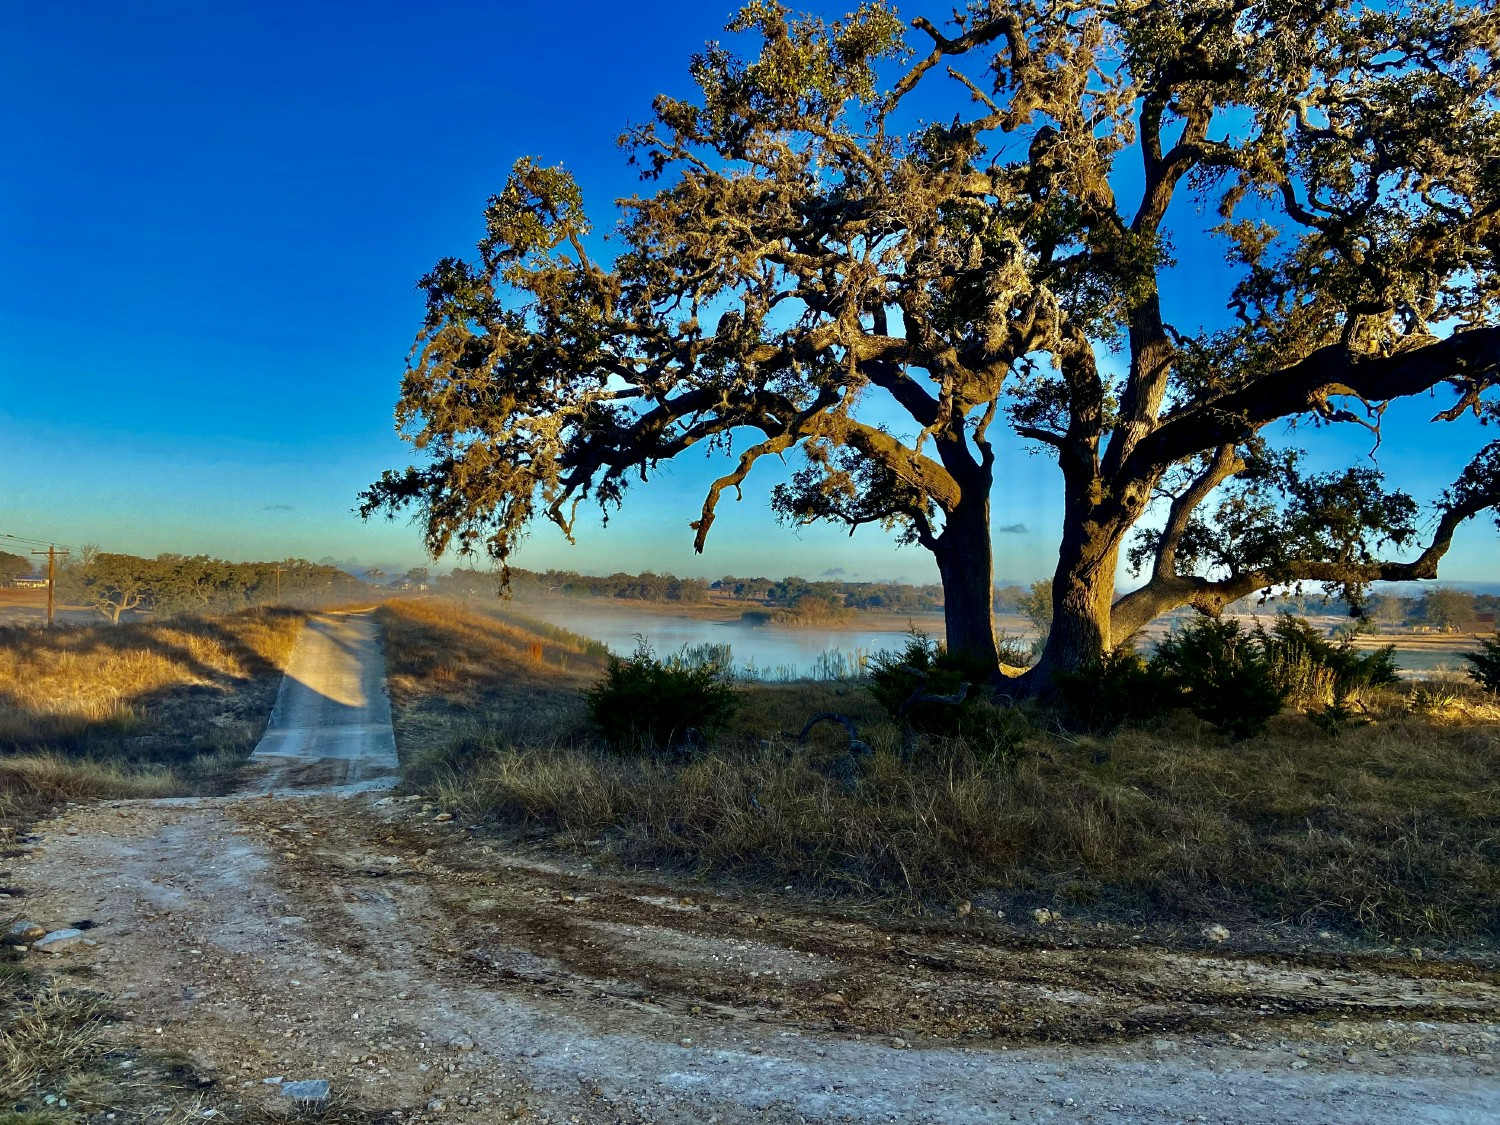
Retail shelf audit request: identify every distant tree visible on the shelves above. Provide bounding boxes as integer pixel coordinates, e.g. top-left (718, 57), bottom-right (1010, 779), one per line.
top-left (60, 552), bottom-right (156, 624)
top-left (365, 0), bottom-right (1500, 693)
top-left (405, 567), bottom-right (430, 584)
top-left (1017, 579), bottom-right (1054, 639)
top-left (1365, 593), bottom-right (1411, 630)
top-left (1421, 587), bottom-right (1477, 632)
top-left (0, 551), bottom-right (30, 586)
top-left (364, 568), bottom-right (387, 581)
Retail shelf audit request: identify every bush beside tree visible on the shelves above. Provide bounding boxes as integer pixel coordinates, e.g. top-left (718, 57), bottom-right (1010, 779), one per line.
top-left (1465, 633), bottom-right (1500, 695)
top-left (585, 640), bottom-right (740, 753)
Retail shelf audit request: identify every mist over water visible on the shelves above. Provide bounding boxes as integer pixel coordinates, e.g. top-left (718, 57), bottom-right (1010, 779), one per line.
top-left (514, 602), bottom-right (948, 679)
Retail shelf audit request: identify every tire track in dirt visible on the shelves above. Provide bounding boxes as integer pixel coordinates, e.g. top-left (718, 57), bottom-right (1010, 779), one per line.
top-left (12, 791), bottom-right (1499, 1124)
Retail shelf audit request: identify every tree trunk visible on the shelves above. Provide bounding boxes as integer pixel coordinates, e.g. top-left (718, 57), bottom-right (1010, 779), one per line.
top-left (1026, 532), bottom-right (1120, 696)
top-left (934, 496), bottom-right (1000, 670)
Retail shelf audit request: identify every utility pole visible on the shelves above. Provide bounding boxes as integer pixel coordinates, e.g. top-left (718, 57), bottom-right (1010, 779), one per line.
top-left (274, 565), bottom-right (284, 603)
top-left (30, 545), bottom-right (61, 626)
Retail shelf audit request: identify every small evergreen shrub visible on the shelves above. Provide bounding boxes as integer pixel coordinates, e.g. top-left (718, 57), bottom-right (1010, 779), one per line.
top-left (868, 632), bottom-right (987, 734)
top-left (1054, 648), bottom-right (1182, 732)
top-left (1464, 632), bottom-right (1500, 695)
top-left (867, 632), bottom-right (1023, 757)
top-left (1152, 618), bottom-right (1288, 740)
top-left (1308, 696), bottom-right (1370, 737)
top-left (585, 640), bottom-right (739, 753)
top-left (1257, 614), bottom-right (1400, 706)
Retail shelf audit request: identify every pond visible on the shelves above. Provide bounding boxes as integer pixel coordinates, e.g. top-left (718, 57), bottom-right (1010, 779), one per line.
top-left (510, 600), bottom-right (957, 679)
top-left (508, 600), bottom-right (1478, 681)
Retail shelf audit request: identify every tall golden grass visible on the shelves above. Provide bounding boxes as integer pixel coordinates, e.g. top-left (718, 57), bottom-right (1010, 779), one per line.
top-left (375, 598), bottom-right (604, 766)
top-left (0, 609), bottom-right (302, 746)
top-left (0, 608), bottom-right (308, 816)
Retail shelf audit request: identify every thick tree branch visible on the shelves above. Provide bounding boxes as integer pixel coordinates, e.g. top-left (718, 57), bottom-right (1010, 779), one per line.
top-left (1154, 444), bottom-right (1244, 579)
top-left (1121, 328), bottom-right (1500, 490)
top-left (1112, 457), bottom-right (1500, 644)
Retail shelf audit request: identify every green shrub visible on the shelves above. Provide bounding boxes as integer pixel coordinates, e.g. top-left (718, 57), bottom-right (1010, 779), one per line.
top-left (1054, 648), bottom-right (1182, 732)
top-left (1464, 632), bottom-right (1500, 695)
top-left (865, 632), bottom-right (1028, 761)
top-left (1308, 696), bottom-right (1370, 737)
top-left (1152, 618), bottom-right (1288, 740)
top-left (867, 632), bottom-right (987, 736)
top-left (585, 640), bottom-right (739, 753)
top-left (1257, 614), bottom-right (1400, 706)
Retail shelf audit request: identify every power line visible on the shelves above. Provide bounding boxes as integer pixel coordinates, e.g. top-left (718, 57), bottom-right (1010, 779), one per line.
top-left (1, 532), bottom-right (78, 553)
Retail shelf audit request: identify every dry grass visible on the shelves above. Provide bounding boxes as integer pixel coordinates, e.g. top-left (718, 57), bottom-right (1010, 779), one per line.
top-left (375, 598), bottom-right (605, 774)
top-left (0, 963), bottom-right (113, 1125)
top-left (0, 984), bottom-right (109, 1104)
top-left (0, 960), bottom-right (232, 1125)
top-left (0, 608), bottom-right (309, 823)
top-left (0, 609), bottom-right (303, 747)
top-left (384, 602), bottom-right (1500, 941)
top-left (0, 753), bottom-right (184, 813)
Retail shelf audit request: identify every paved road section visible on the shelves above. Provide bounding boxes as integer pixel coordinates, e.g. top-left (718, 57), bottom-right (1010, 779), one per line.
top-left (249, 610), bottom-right (398, 787)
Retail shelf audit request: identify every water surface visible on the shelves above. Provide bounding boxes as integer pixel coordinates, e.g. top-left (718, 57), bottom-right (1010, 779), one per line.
top-left (515, 601), bottom-right (950, 678)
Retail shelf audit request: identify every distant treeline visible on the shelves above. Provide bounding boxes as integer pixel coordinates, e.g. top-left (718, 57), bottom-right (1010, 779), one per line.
top-left (435, 566), bottom-right (1500, 634)
top-left (437, 567), bottom-right (951, 615)
top-left (1223, 587), bottom-right (1499, 630)
top-left (1356, 589), bottom-right (1499, 630)
top-left (56, 552), bottom-right (367, 623)
top-left (0, 551), bottom-right (31, 586)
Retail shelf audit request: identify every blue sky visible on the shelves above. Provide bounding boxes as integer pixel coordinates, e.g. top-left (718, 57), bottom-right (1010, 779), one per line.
top-left (1, 1), bottom-right (1494, 586)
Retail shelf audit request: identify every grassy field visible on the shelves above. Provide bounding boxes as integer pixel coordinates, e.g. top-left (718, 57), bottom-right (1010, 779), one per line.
top-left (381, 598), bottom-right (1500, 944)
top-left (375, 597), bottom-right (608, 776)
top-left (0, 607), bottom-right (309, 823)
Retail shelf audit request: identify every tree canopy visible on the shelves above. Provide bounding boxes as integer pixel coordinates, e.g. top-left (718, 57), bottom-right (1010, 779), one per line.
top-left (364, 0), bottom-right (1500, 683)
top-left (57, 553), bottom-right (367, 623)
top-left (0, 551), bottom-right (31, 586)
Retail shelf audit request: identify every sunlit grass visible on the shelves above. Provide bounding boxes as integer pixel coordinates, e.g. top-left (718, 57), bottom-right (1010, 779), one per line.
top-left (0, 607), bottom-right (310, 820)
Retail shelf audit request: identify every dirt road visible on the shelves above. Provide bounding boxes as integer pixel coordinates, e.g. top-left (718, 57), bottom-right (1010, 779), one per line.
top-left (248, 610), bottom-right (398, 791)
top-left (9, 612), bottom-right (1500, 1123)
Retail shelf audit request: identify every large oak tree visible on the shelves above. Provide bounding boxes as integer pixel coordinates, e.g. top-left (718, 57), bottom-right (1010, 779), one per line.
top-left (364, 0), bottom-right (1500, 686)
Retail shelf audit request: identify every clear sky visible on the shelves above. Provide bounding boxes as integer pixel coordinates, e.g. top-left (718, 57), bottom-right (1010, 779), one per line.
top-left (2, 1), bottom-right (1494, 586)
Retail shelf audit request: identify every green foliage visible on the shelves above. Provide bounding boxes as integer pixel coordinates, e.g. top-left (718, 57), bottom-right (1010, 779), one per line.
top-left (1054, 649), bottom-right (1182, 733)
top-left (585, 640), bottom-right (740, 753)
top-left (995, 632), bottom-right (1034, 668)
top-left (867, 633), bottom-right (975, 733)
top-left (1017, 579), bottom-right (1053, 639)
top-left (0, 552), bottom-right (30, 586)
top-left (1308, 696), bottom-right (1370, 737)
top-left (1408, 681), bottom-right (1465, 716)
top-left (866, 632), bottom-right (1027, 759)
top-left (1256, 614), bottom-right (1401, 707)
top-left (1464, 632), bottom-right (1500, 695)
top-left (1152, 618), bottom-right (1288, 740)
